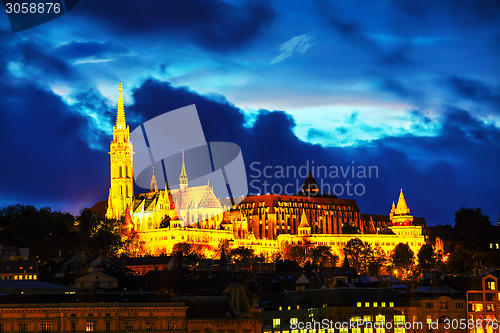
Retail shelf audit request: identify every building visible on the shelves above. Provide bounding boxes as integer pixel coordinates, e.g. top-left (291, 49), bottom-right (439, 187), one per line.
top-left (467, 274), bottom-right (500, 333)
top-left (180, 284), bottom-right (262, 333)
top-left (74, 271), bottom-right (118, 291)
top-left (0, 293), bottom-right (187, 332)
top-left (262, 288), bottom-right (403, 333)
top-left (406, 285), bottom-right (466, 333)
top-left (100, 84), bottom-right (428, 259)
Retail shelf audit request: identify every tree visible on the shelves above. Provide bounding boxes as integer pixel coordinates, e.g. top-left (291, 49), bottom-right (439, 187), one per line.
top-left (159, 215), bottom-right (171, 228)
top-left (310, 245), bottom-right (338, 267)
top-left (417, 244), bottom-right (438, 272)
top-left (76, 208), bottom-right (123, 256)
top-left (0, 204), bottom-right (77, 259)
top-left (369, 246), bottom-right (388, 276)
top-left (343, 238), bottom-right (373, 274)
top-left (454, 208), bottom-right (492, 250)
top-left (171, 242), bottom-right (207, 258)
top-left (283, 244), bottom-right (309, 266)
top-left (228, 247), bottom-right (263, 263)
top-left (392, 243), bottom-right (415, 279)
top-left (342, 223), bottom-right (361, 234)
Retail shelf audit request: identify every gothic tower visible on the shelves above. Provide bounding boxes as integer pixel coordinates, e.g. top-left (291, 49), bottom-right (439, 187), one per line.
top-left (106, 83), bottom-right (134, 219)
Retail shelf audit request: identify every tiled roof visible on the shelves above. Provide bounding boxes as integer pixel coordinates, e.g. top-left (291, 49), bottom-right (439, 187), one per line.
top-left (171, 185), bottom-right (222, 209)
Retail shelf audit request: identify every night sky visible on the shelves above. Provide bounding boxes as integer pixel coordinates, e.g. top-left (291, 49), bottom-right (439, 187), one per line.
top-left (0, 0), bottom-right (499, 226)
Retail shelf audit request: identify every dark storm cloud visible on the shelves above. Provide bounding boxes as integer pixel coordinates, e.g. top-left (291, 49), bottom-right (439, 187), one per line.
top-left (0, 78), bottom-right (109, 210)
top-left (54, 41), bottom-right (129, 60)
top-left (314, 0), bottom-right (415, 67)
top-left (392, 0), bottom-right (500, 24)
top-left (447, 76), bottom-right (500, 110)
top-left (377, 75), bottom-right (424, 103)
top-left (74, 0), bottom-right (274, 52)
top-left (19, 41), bottom-right (72, 78)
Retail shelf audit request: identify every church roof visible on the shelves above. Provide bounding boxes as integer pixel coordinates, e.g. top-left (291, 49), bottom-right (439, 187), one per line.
top-left (132, 192), bottom-right (163, 212)
top-left (170, 185), bottom-right (222, 210)
top-left (239, 194), bottom-right (360, 215)
top-left (300, 171), bottom-right (319, 194)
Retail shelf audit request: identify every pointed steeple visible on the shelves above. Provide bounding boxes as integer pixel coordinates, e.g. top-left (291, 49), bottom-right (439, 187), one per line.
top-left (116, 83), bottom-right (126, 128)
top-left (179, 150), bottom-right (188, 190)
top-left (395, 189), bottom-right (410, 215)
top-left (298, 210), bottom-right (311, 235)
top-left (299, 210), bottom-right (310, 228)
top-left (300, 170), bottom-right (319, 196)
top-left (150, 166), bottom-right (158, 192)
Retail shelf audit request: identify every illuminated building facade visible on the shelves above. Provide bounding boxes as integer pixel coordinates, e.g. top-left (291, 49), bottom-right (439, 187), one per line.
top-left (467, 274), bottom-right (500, 333)
top-left (262, 288), bottom-right (403, 333)
top-left (103, 85), bottom-right (427, 258)
top-left (406, 286), bottom-right (466, 333)
top-left (0, 294), bottom-right (187, 332)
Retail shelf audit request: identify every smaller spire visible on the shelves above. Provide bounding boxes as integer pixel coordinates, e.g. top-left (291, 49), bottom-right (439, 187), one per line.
top-left (116, 82), bottom-right (126, 127)
top-left (179, 150), bottom-right (188, 190)
top-left (298, 210), bottom-right (310, 228)
top-left (150, 165), bottom-right (158, 192)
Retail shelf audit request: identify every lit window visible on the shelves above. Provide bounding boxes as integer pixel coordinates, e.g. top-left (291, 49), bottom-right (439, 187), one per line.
top-left (373, 302), bottom-right (378, 307)
top-left (472, 303), bottom-right (483, 312)
top-left (426, 315), bottom-right (432, 325)
top-left (357, 302), bottom-right (362, 307)
top-left (365, 302), bottom-right (370, 307)
top-left (375, 315), bottom-right (385, 324)
top-left (86, 322), bottom-right (94, 332)
top-left (279, 306), bottom-right (282, 311)
top-left (42, 322), bottom-right (52, 332)
top-left (487, 280), bottom-right (496, 290)
top-left (394, 315), bottom-right (405, 324)
top-left (389, 302), bottom-right (394, 307)
top-left (273, 318), bottom-right (281, 329)
top-left (381, 302), bottom-right (386, 307)
top-left (291, 318), bottom-right (298, 325)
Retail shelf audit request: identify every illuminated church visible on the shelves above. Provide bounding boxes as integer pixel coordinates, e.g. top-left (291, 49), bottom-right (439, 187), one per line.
top-left (105, 84), bottom-right (224, 234)
top-left (102, 84), bottom-right (427, 258)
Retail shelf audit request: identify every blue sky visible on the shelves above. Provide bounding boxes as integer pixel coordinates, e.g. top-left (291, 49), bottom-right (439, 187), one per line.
top-left (0, 0), bottom-right (499, 225)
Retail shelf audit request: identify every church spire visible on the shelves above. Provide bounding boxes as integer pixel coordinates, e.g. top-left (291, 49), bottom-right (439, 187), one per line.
top-left (116, 83), bottom-right (126, 128)
top-left (150, 166), bottom-right (158, 192)
top-left (179, 150), bottom-right (188, 190)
